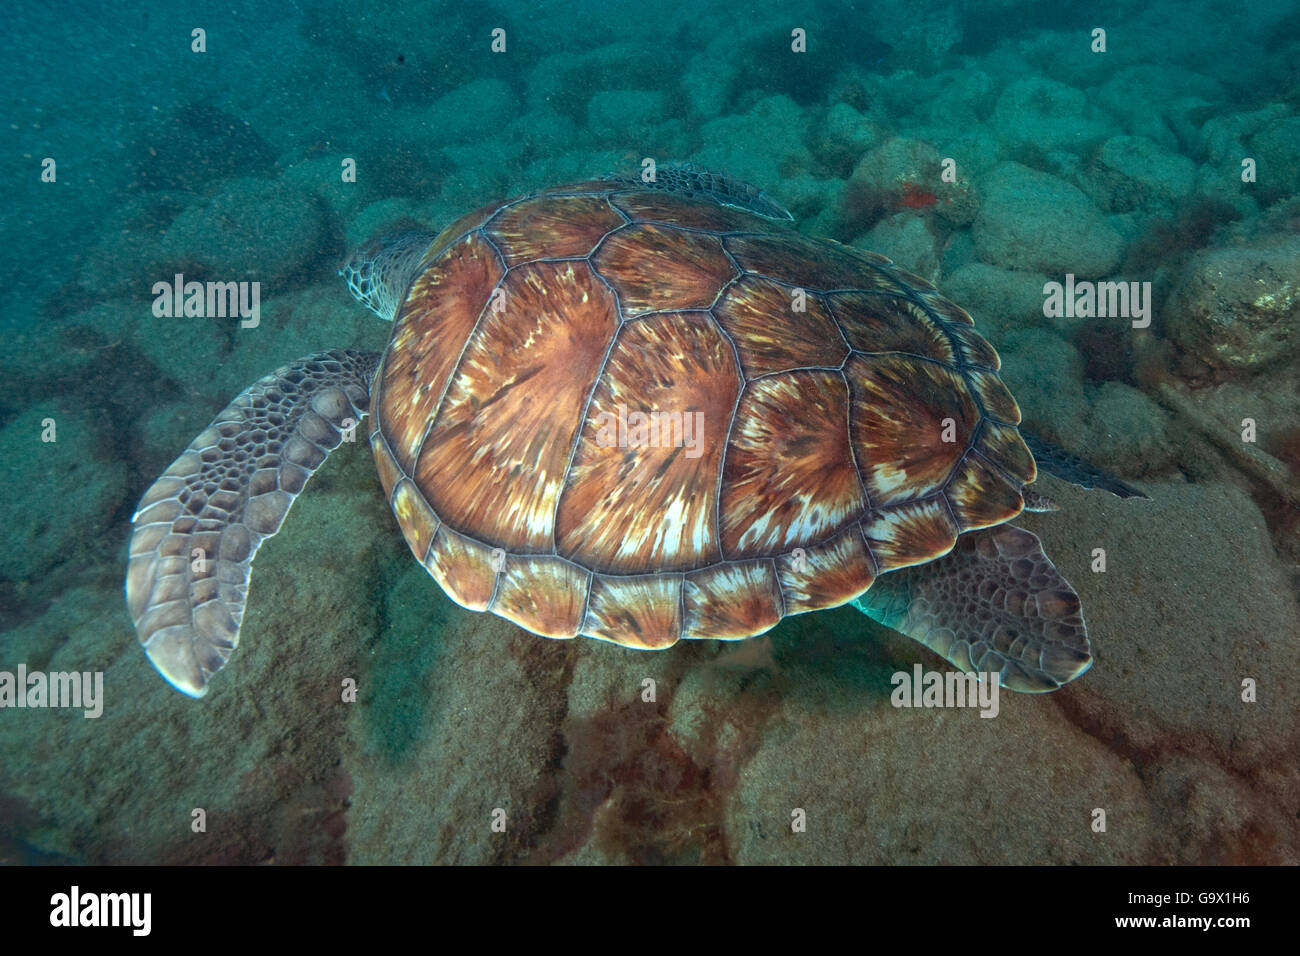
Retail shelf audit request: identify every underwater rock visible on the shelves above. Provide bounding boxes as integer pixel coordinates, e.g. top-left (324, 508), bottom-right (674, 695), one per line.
top-left (1192, 162), bottom-right (1260, 221)
top-left (940, 262), bottom-right (1053, 340)
top-left (843, 137), bottom-right (978, 231)
top-left (1019, 479), bottom-right (1300, 794)
top-left (587, 89), bottom-right (667, 141)
top-left (849, 137), bottom-right (942, 198)
top-left (132, 284), bottom-right (379, 407)
top-left (506, 107), bottom-right (580, 155)
top-left (0, 300), bottom-right (135, 391)
top-left (695, 96), bottom-right (813, 191)
top-left (282, 155), bottom-right (375, 226)
top-left (855, 214), bottom-right (940, 283)
top-left (996, 328), bottom-right (1088, 437)
top-left (1167, 235), bottom-right (1299, 371)
top-left (345, 197), bottom-right (420, 248)
top-left (79, 191), bottom-right (191, 298)
top-left (1095, 66), bottom-right (1225, 150)
top-left (1199, 104), bottom-right (1289, 165)
top-left (160, 178), bottom-right (328, 288)
top-left (682, 47), bottom-right (738, 120)
top-left (920, 69), bottom-right (998, 129)
top-left (0, 404), bottom-right (127, 582)
top-left (527, 43), bottom-right (666, 121)
top-left (1077, 381), bottom-right (1176, 476)
top-left (1247, 115), bottom-right (1300, 205)
top-left (990, 77), bottom-right (1115, 152)
top-left (868, 0), bottom-right (964, 70)
top-left (809, 102), bottom-right (881, 177)
top-left (1088, 135), bottom-right (1197, 212)
top-left (973, 162), bottom-right (1124, 277)
top-left (429, 79), bottom-right (516, 145)
top-left (135, 398), bottom-right (211, 467)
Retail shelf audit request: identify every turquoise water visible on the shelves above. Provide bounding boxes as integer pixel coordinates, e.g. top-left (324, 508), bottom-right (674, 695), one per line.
top-left (1, 0), bottom-right (1297, 864)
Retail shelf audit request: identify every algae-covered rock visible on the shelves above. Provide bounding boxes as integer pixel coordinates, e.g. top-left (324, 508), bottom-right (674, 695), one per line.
top-left (996, 328), bottom-right (1088, 437)
top-left (1090, 135), bottom-right (1197, 211)
top-left (844, 136), bottom-right (979, 230)
top-left (79, 191), bottom-right (192, 298)
top-left (990, 77), bottom-right (1115, 152)
top-left (1167, 235), bottom-right (1298, 370)
top-left (855, 214), bottom-right (940, 283)
top-left (973, 162), bottom-right (1124, 277)
top-left (1247, 115), bottom-right (1300, 204)
top-left (940, 263), bottom-right (1053, 341)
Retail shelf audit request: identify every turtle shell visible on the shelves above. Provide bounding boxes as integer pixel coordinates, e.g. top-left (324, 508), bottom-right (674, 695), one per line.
top-left (368, 181), bottom-right (1035, 649)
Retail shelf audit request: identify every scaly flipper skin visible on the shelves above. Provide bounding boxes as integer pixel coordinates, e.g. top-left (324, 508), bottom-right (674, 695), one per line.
top-left (1021, 429), bottom-right (1150, 500)
top-left (853, 524), bottom-right (1092, 692)
top-left (125, 349), bottom-right (379, 697)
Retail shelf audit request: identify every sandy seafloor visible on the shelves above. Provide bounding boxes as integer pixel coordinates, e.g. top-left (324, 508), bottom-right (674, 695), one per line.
top-left (1, 0), bottom-right (1297, 864)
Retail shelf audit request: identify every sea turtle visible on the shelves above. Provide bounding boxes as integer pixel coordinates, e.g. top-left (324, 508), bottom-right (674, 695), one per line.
top-left (125, 166), bottom-right (1145, 698)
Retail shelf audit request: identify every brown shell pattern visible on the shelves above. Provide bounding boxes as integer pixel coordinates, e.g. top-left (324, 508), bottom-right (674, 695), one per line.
top-left (372, 182), bottom-right (1033, 649)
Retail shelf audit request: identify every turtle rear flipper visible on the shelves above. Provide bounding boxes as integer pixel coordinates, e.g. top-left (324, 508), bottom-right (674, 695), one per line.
top-left (1021, 429), bottom-right (1150, 500)
top-left (853, 524), bottom-right (1092, 693)
top-left (125, 349), bottom-right (379, 697)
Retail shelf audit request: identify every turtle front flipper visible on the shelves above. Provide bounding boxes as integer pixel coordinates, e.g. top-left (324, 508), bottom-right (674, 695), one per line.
top-left (852, 524), bottom-right (1092, 692)
top-left (1020, 429), bottom-right (1150, 500)
top-left (125, 348), bottom-right (380, 697)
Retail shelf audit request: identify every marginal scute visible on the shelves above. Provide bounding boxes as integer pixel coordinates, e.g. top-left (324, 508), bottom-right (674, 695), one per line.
top-left (582, 573), bottom-right (683, 649)
top-left (860, 498), bottom-right (959, 572)
top-left (775, 525), bottom-right (877, 614)
top-left (370, 429), bottom-right (401, 501)
top-left (919, 290), bottom-right (975, 326)
top-left (966, 368), bottom-right (1022, 425)
top-left (944, 321), bottom-right (1002, 370)
top-left (683, 561), bottom-right (783, 640)
top-left (977, 421), bottom-right (1037, 488)
top-left (424, 526), bottom-right (498, 612)
top-left (489, 556), bottom-right (589, 639)
top-left (392, 478), bottom-right (440, 562)
top-left (945, 453), bottom-right (1025, 532)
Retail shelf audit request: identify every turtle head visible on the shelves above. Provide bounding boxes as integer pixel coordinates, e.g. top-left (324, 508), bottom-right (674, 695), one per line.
top-left (339, 230), bottom-right (437, 321)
